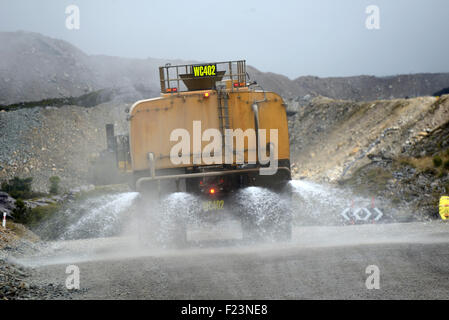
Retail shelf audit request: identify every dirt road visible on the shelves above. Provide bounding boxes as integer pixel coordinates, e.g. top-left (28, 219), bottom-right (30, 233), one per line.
top-left (14, 221), bottom-right (449, 299)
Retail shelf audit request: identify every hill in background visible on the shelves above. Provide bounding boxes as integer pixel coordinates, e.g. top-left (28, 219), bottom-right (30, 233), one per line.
top-left (1, 31), bottom-right (449, 105)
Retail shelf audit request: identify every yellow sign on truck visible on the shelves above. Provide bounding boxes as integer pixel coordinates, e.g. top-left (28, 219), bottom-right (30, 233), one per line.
top-left (439, 196), bottom-right (449, 220)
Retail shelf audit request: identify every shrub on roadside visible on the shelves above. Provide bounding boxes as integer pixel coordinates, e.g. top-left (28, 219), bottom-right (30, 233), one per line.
top-left (49, 176), bottom-right (61, 195)
top-left (433, 155), bottom-right (443, 167)
top-left (1, 176), bottom-right (46, 199)
top-left (11, 200), bottom-right (61, 227)
top-left (12, 199), bottom-right (31, 224)
top-left (1, 177), bottom-right (34, 199)
top-left (29, 203), bottom-right (61, 227)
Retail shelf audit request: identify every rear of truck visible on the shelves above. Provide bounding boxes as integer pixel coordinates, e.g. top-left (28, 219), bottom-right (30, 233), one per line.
top-left (118, 61), bottom-right (293, 244)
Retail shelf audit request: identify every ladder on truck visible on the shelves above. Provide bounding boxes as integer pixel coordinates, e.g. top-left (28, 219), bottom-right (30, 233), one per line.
top-left (217, 86), bottom-right (231, 160)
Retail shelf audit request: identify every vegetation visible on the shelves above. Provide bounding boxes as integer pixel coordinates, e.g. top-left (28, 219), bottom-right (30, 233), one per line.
top-left (0, 177), bottom-right (44, 199)
top-left (10, 198), bottom-right (61, 227)
top-left (397, 150), bottom-right (449, 177)
top-left (11, 199), bottom-right (31, 224)
top-left (49, 176), bottom-right (61, 195)
top-left (437, 171), bottom-right (447, 178)
top-left (1, 176), bottom-right (64, 227)
top-left (444, 160), bottom-right (449, 170)
top-left (433, 155), bottom-right (443, 167)
top-left (422, 167), bottom-right (437, 175)
top-left (28, 203), bottom-right (62, 227)
top-left (398, 158), bottom-right (416, 168)
top-left (395, 151), bottom-right (449, 197)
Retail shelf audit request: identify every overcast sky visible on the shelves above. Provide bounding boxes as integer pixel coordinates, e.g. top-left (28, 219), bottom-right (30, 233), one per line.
top-left (1, 0), bottom-right (448, 78)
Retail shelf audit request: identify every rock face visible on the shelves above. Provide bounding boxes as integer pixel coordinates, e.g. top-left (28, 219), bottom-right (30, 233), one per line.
top-left (0, 31), bottom-right (96, 105)
top-left (0, 224), bottom-right (72, 300)
top-left (0, 191), bottom-right (15, 217)
top-left (1, 31), bottom-right (449, 105)
top-left (0, 31), bottom-right (179, 105)
top-left (287, 95), bottom-right (449, 217)
top-left (289, 74), bottom-right (449, 101)
top-left (1, 31), bottom-right (448, 218)
top-left (0, 102), bottom-right (130, 192)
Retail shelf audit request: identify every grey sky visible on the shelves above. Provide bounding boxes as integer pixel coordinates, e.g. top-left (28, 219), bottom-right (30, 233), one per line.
top-left (1, 0), bottom-right (448, 78)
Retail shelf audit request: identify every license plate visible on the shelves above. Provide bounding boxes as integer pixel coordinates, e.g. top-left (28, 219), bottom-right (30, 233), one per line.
top-left (202, 200), bottom-right (225, 212)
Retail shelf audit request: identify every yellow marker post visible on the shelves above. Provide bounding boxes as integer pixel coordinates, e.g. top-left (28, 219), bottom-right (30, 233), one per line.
top-left (439, 196), bottom-right (449, 220)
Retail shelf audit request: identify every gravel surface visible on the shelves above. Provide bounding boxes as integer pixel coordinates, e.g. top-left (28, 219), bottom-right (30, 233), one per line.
top-left (0, 258), bottom-right (72, 300)
top-left (0, 224), bottom-right (74, 300)
top-left (16, 221), bottom-right (449, 300)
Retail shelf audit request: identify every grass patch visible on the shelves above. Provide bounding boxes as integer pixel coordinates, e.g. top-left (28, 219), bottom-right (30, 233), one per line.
top-left (5, 221), bottom-right (40, 241)
top-left (4, 221), bottom-right (26, 238)
top-left (28, 203), bottom-right (62, 227)
top-left (12, 200), bottom-right (62, 228)
top-left (396, 158), bottom-right (416, 169)
top-left (395, 156), bottom-right (432, 171)
top-left (395, 155), bottom-right (449, 176)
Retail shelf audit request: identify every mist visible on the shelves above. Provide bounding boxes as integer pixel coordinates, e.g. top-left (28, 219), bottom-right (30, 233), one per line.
top-left (1, 0), bottom-right (449, 78)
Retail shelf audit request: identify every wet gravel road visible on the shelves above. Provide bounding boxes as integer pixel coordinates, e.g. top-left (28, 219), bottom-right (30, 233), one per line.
top-left (15, 221), bottom-right (449, 299)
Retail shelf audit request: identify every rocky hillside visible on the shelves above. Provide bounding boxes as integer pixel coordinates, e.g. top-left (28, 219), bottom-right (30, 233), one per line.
top-left (290, 74), bottom-right (449, 101)
top-left (1, 31), bottom-right (449, 106)
top-left (0, 102), bottom-right (130, 192)
top-left (0, 31), bottom-right (179, 105)
top-left (288, 95), bottom-right (449, 217)
top-left (1, 31), bottom-right (449, 218)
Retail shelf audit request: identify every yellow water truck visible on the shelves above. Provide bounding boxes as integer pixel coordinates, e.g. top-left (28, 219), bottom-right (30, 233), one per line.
top-left (111, 60), bottom-right (293, 242)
